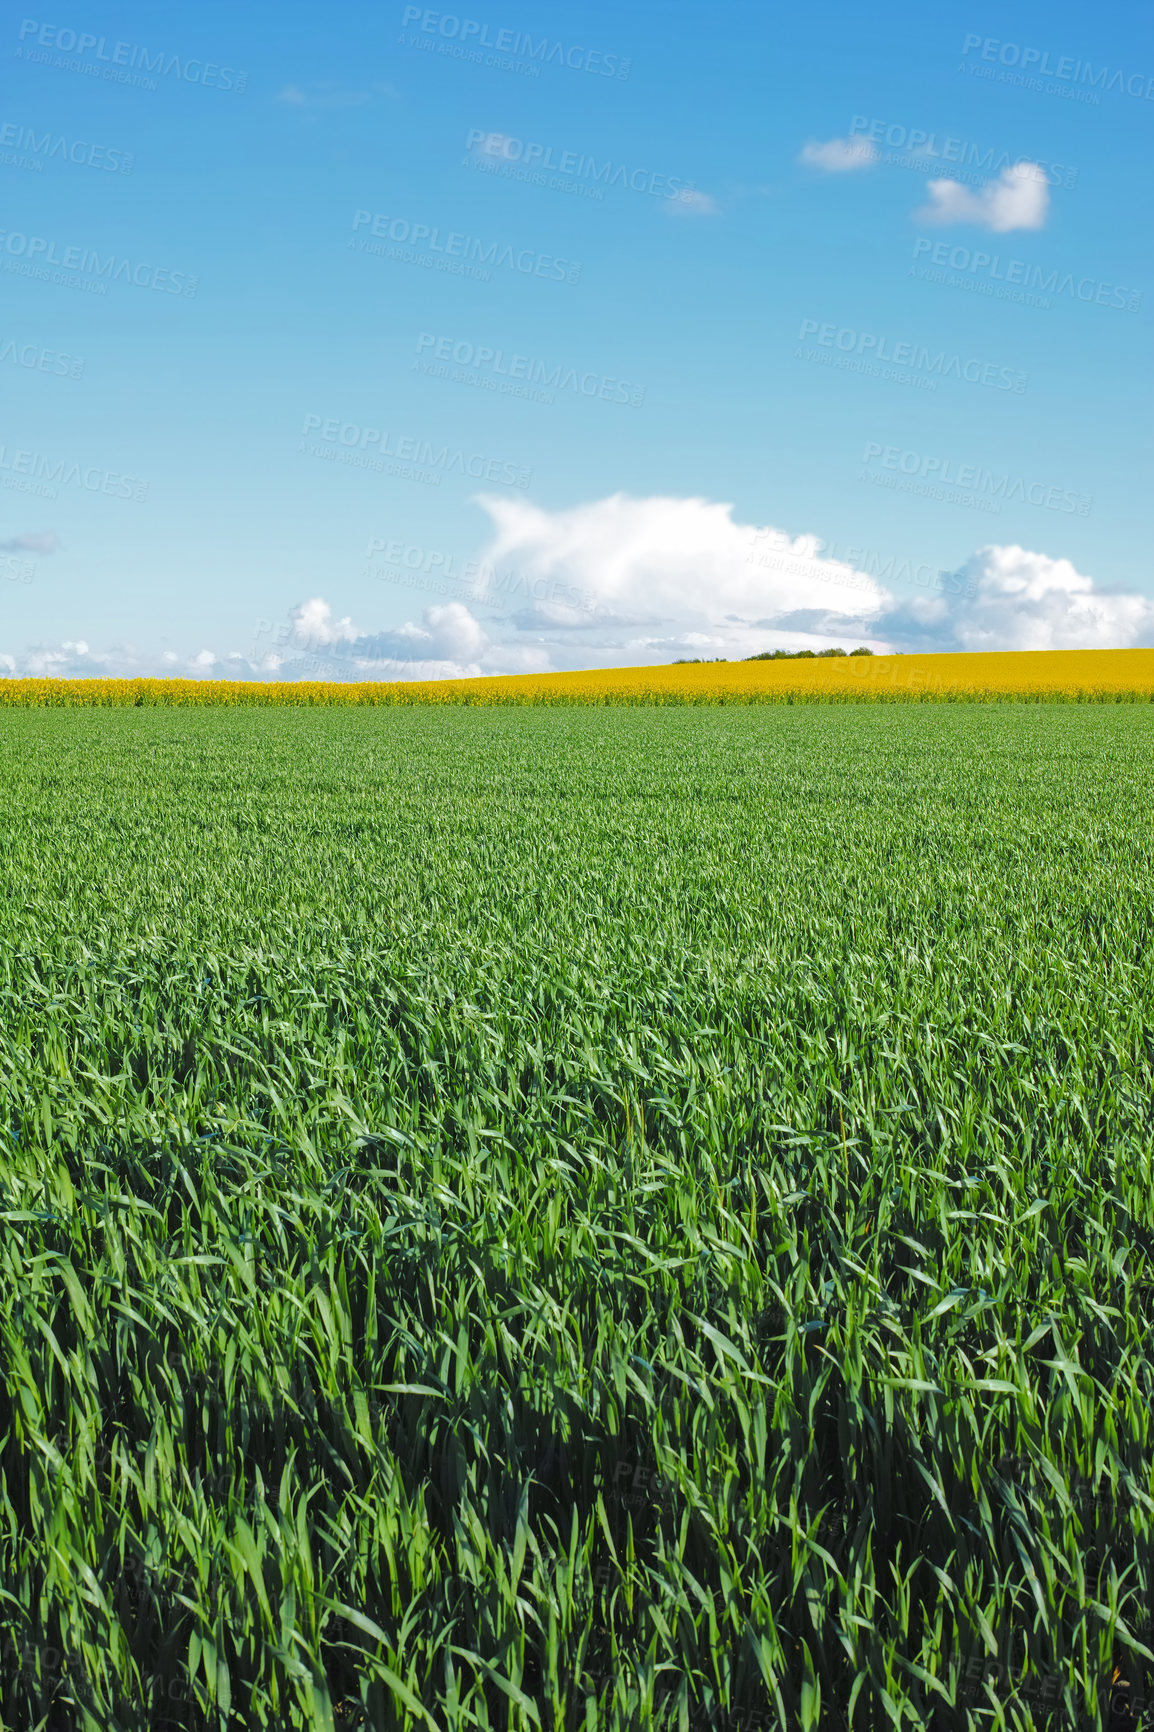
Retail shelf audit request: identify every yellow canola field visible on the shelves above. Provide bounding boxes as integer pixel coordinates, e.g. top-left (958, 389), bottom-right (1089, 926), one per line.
top-left (1, 648), bottom-right (1153, 706)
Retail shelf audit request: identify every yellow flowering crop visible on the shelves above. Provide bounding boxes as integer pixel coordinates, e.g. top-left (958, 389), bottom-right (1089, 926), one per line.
top-left (0, 648), bottom-right (1152, 706)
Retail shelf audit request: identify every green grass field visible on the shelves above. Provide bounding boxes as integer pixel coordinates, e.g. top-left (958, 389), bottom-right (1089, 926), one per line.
top-left (1, 703), bottom-right (1152, 1732)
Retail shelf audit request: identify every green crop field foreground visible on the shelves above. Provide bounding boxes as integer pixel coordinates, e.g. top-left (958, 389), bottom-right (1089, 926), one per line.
top-left (2, 701), bottom-right (1154, 1732)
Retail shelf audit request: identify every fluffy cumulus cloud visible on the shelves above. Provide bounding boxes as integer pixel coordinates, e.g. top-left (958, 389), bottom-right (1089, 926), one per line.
top-left (468, 493), bottom-right (1154, 663)
top-left (470, 492), bottom-right (890, 662)
top-left (288, 597), bottom-right (359, 647)
top-left (4, 503), bottom-right (1150, 680)
top-left (798, 136), bottom-right (879, 172)
top-left (275, 597), bottom-right (545, 679)
top-left (947, 545), bottom-right (1153, 651)
top-left (870, 545), bottom-right (1154, 654)
top-left (916, 161), bottom-right (1049, 231)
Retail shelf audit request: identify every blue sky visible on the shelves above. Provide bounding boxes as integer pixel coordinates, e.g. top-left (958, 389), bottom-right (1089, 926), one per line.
top-left (2, 0), bottom-right (1151, 678)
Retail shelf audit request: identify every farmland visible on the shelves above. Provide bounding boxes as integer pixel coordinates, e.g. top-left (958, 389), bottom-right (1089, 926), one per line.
top-left (1, 646), bottom-right (1154, 708)
top-left (1, 701), bottom-right (1153, 1731)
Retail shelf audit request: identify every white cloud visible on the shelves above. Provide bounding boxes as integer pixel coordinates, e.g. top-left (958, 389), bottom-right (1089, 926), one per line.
top-left (798, 137), bottom-right (878, 173)
top-left (667, 189), bottom-right (720, 216)
top-left (871, 545), bottom-right (1154, 655)
top-left (0, 531), bottom-right (59, 554)
top-left (275, 81), bottom-right (374, 110)
top-left (470, 493), bottom-right (890, 661)
top-left (951, 544), bottom-right (1154, 650)
top-left (271, 598), bottom-right (549, 681)
top-left (5, 517), bottom-right (1149, 682)
top-left (0, 598), bottom-right (525, 684)
top-left (509, 598), bottom-right (652, 631)
top-left (469, 493), bottom-right (1154, 662)
top-left (351, 600), bottom-right (490, 665)
top-left (916, 161), bottom-right (1049, 231)
top-left (424, 601), bottom-right (490, 662)
top-left (2, 638), bottom-right (208, 679)
top-left (290, 597), bottom-right (360, 646)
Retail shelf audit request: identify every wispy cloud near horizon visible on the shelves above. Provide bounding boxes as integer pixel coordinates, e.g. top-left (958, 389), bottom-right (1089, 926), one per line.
top-left (0, 532), bottom-right (60, 555)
